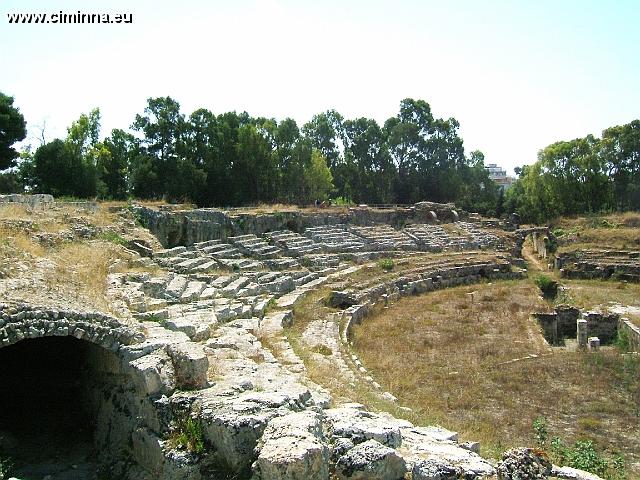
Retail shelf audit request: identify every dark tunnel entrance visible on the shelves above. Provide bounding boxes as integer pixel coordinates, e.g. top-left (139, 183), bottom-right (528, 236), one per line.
top-left (0, 336), bottom-right (128, 479)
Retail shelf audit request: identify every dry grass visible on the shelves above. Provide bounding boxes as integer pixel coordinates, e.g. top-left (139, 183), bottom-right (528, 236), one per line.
top-left (352, 280), bottom-right (640, 470)
top-left (557, 279), bottom-right (640, 311)
top-left (0, 202), bottom-right (119, 233)
top-left (46, 241), bottom-right (120, 312)
top-left (554, 212), bottom-right (640, 229)
top-left (0, 202), bottom-right (162, 313)
top-left (226, 203), bottom-right (352, 214)
top-left (552, 212), bottom-right (640, 251)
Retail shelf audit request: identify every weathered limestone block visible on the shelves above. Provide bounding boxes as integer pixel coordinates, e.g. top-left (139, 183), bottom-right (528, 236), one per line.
top-left (165, 315), bottom-right (215, 342)
top-left (551, 465), bottom-right (604, 480)
top-left (496, 448), bottom-right (551, 479)
top-left (165, 275), bottom-right (188, 299)
top-left (201, 410), bottom-right (274, 472)
top-left (0, 193), bottom-right (54, 207)
top-left (130, 351), bottom-right (176, 396)
top-left (399, 427), bottom-right (495, 478)
top-left (167, 342), bottom-right (209, 389)
top-left (335, 439), bottom-right (407, 480)
top-left (253, 411), bottom-right (329, 480)
top-left (325, 406), bottom-right (407, 448)
top-left (161, 450), bottom-right (203, 480)
top-left (131, 427), bottom-right (166, 476)
top-left (411, 459), bottom-right (461, 480)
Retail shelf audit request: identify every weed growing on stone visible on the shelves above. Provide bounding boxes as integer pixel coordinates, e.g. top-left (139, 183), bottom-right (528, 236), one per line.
top-left (145, 313), bottom-right (167, 326)
top-left (311, 344), bottom-right (333, 356)
top-left (263, 297), bottom-right (278, 315)
top-left (378, 259), bottom-right (394, 271)
top-left (168, 414), bottom-right (205, 454)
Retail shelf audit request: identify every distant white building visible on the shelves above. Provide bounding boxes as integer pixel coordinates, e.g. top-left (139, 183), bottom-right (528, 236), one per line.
top-left (485, 163), bottom-right (515, 190)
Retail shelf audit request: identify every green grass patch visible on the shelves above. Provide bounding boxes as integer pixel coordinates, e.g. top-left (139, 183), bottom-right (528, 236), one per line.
top-left (378, 259), bottom-right (395, 271)
top-left (168, 414), bottom-right (205, 454)
top-left (98, 230), bottom-right (128, 246)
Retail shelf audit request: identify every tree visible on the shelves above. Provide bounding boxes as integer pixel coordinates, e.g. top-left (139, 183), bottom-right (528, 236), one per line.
top-left (0, 171), bottom-right (22, 193)
top-left (601, 120), bottom-right (640, 209)
top-left (0, 92), bottom-right (27, 170)
top-left (65, 108), bottom-right (101, 197)
top-left (343, 117), bottom-right (394, 203)
top-left (235, 123), bottom-right (276, 204)
top-left (303, 149), bottom-right (334, 203)
top-left (132, 97), bottom-right (187, 200)
top-left (30, 139), bottom-right (81, 196)
top-left (99, 129), bottom-right (137, 199)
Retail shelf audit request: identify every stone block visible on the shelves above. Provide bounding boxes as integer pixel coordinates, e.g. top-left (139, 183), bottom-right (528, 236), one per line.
top-left (335, 439), bottom-right (406, 480)
top-left (130, 351), bottom-right (176, 396)
top-left (167, 342), bottom-right (209, 390)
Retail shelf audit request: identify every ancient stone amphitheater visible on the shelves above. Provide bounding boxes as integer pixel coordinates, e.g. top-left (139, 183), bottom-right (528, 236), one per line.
top-left (0, 198), bottom-right (632, 480)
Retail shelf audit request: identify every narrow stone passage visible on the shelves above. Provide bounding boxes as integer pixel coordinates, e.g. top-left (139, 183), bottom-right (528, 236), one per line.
top-left (0, 337), bottom-right (113, 480)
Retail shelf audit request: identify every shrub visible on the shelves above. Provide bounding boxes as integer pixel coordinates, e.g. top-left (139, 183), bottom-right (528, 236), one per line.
top-left (331, 196), bottom-right (353, 206)
top-left (378, 259), bottom-right (394, 271)
top-left (544, 235), bottom-right (558, 253)
top-left (548, 436), bottom-right (626, 480)
top-left (535, 275), bottom-right (558, 299)
top-left (615, 327), bottom-right (630, 352)
top-left (568, 440), bottom-right (608, 477)
top-left (532, 416), bottom-right (548, 446)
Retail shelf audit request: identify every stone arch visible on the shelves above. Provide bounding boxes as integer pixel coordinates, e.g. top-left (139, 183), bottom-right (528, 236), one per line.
top-left (0, 308), bottom-right (144, 352)
top-left (0, 303), bottom-right (209, 479)
top-left (512, 227), bottom-right (555, 259)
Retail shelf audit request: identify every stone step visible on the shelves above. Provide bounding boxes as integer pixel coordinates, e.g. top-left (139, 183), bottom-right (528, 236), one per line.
top-left (193, 239), bottom-right (223, 249)
top-left (227, 234), bottom-right (258, 242)
top-left (154, 246), bottom-right (187, 259)
top-left (264, 258), bottom-right (299, 270)
top-left (221, 276), bottom-right (250, 296)
top-left (201, 243), bottom-right (233, 254)
top-left (211, 248), bottom-right (243, 259)
top-left (180, 280), bottom-right (206, 303)
top-left (257, 272), bottom-right (280, 284)
top-left (164, 275), bottom-right (188, 299)
top-left (175, 257), bottom-right (211, 272)
top-left (192, 259), bottom-right (219, 273)
top-left (294, 272), bottom-right (320, 287)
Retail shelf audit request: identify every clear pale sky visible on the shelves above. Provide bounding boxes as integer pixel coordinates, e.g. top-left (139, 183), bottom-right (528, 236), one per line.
top-left (2, 0), bottom-right (639, 173)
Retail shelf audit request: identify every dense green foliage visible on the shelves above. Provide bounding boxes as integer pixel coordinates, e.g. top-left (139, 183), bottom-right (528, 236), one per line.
top-left (8, 92), bottom-right (638, 217)
top-left (6, 96), bottom-right (501, 210)
top-left (534, 275), bottom-right (558, 299)
top-left (532, 416), bottom-right (627, 480)
top-left (506, 121), bottom-right (640, 223)
top-left (0, 92), bottom-right (27, 171)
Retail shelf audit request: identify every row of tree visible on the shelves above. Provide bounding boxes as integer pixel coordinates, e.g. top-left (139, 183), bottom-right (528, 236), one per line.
top-left (0, 94), bottom-right (501, 212)
top-left (505, 120), bottom-right (640, 223)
